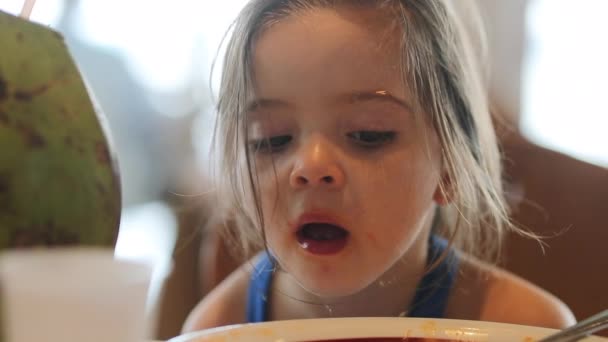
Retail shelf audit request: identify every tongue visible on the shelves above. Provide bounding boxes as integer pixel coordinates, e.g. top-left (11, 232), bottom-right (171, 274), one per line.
top-left (301, 223), bottom-right (348, 241)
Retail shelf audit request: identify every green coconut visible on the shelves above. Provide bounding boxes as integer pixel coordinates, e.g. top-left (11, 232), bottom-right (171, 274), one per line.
top-left (0, 10), bottom-right (121, 248)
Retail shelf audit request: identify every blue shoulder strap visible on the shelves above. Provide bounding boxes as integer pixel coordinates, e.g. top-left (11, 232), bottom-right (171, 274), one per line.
top-left (246, 252), bottom-right (275, 323)
top-left (407, 235), bottom-right (459, 318)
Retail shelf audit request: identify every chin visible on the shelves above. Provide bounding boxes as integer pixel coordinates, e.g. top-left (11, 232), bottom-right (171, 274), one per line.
top-left (271, 243), bottom-right (384, 299)
top-left (295, 273), bottom-right (375, 299)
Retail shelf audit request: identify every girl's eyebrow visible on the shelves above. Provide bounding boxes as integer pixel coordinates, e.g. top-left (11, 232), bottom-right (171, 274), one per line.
top-left (246, 90), bottom-right (413, 113)
top-left (348, 90), bottom-right (414, 113)
top-left (246, 98), bottom-right (292, 112)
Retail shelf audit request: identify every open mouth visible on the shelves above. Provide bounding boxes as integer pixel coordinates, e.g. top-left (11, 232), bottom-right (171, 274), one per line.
top-left (296, 223), bottom-right (349, 255)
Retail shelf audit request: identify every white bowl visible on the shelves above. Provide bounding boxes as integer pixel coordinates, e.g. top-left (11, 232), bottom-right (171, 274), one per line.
top-left (169, 317), bottom-right (608, 342)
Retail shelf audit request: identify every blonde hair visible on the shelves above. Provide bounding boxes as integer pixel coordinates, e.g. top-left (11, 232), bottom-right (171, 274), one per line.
top-left (210, 0), bottom-right (536, 263)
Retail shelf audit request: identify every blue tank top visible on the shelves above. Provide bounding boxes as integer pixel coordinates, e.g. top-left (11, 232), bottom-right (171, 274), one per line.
top-left (246, 235), bottom-right (459, 322)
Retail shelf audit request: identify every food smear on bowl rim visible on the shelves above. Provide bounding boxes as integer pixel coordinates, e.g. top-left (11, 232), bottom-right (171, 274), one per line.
top-left (307, 338), bottom-right (468, 341)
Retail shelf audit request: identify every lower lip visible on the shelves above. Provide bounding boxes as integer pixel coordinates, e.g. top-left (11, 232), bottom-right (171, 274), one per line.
top-left (296, 235), bottom-right (348, 255)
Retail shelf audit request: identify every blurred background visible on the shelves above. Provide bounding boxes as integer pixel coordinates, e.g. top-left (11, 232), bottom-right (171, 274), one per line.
top-left (2, 0), bottom-right (607, 339)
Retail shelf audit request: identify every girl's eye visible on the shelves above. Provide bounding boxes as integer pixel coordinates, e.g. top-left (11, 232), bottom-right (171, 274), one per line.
top-left (249, 135), bottom-right (292, 153)
top-left (347, 131), bottom-right (396, 148)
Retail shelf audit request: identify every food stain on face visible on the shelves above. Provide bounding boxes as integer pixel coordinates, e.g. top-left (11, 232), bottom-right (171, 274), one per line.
top-left (365, 232), bottom-right (378, 244)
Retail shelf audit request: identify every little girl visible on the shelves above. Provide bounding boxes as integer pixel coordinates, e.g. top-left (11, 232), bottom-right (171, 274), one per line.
top-left (184, 0), bottom-right (575, 332)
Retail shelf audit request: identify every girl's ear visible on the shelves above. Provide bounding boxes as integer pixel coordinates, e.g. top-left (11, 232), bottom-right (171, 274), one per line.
top-left (433, 173), bottom-right (453, 206)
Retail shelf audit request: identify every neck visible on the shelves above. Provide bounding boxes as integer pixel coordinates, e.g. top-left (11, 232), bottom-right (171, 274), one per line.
top-left (269, 237), bottom-right (430, 320)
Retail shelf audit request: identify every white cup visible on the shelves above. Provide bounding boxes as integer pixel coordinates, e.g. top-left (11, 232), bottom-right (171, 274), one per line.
top-left (0, 247), bottom-right (153, 342)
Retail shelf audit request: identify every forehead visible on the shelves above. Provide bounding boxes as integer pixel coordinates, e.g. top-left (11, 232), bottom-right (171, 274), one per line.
top-left (251, 6), bottom-right (409, 106)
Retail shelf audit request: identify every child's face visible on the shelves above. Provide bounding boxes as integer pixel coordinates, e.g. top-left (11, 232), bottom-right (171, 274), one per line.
top-left (246, 6), bottom-right (443, 297)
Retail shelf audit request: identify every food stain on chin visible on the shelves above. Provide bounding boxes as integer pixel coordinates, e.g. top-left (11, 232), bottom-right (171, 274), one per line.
top-left (365, 231), bottom-right (378, 245)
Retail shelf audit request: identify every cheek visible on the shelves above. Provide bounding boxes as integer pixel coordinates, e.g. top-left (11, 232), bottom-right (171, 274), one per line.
top-left (236, 156), bottom-right (284, 233)
top-left (256, 163), bottom-right (290, 221)
top-left (361, 151), bottom-right (439, 197)
top-left (353, 151), bottom-right (440, 226)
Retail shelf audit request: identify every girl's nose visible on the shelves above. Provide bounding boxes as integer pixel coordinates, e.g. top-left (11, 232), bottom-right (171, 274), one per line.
top-left (289, 137), bottom-right (345, 190)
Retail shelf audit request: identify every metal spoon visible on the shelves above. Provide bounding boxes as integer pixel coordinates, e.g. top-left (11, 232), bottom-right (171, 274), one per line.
top-left (538, 309), bottom-right (608, 342)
